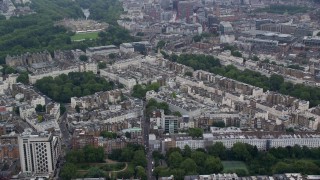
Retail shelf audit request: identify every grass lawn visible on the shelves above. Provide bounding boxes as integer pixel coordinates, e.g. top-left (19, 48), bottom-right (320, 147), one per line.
top-left (71, 32), bottom-right (99, 41)
top-left (222, 161), bottom-right (248, 173)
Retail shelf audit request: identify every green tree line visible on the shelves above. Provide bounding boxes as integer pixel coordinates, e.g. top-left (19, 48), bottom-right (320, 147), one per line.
top-left (256, 5), bottom-right (310, 15)
top-left (206, 142), bottom-right (320, 175)
top-left (153, 142), bottom-right (320, 179)
top-left (153, 146), bottom-right (223, 179)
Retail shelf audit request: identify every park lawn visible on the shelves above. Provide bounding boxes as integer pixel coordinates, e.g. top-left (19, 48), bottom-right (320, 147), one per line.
top-left (71, 32), bottom-right (99, 41)
top-left (222, 161), bottom-right (248, 173)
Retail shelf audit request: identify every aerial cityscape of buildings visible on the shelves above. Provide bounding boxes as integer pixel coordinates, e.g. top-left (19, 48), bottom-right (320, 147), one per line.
top-left (1, 0), bottom-right (320, 179)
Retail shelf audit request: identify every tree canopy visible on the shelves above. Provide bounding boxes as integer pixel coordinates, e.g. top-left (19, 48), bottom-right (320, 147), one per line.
top-left (188, 128), bottom-right (203, 138)
top-left (146, 98), bottom-right (170, 115)
top-left (35, 72), bottom-right (114, 103)
top-left (131, 83), bottom-right (160, 99)
top-left (0, 0), bottom-right (134, 64)
top-left (66, 145), bottom-right (105, 164)
top-left (17, 72), bottom-right (29, 84)
top-left (100, 131), bottom-right (117, 139)
top-left (155, 147), bottom-right (223, 178)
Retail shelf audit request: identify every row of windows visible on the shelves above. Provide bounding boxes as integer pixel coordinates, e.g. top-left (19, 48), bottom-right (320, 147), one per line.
top-left (212, 139), bottom-right (320, 149)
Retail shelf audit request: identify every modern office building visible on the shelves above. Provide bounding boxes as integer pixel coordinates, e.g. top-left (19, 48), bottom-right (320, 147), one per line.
top-left (164, 115), bottom-right (179, 134)
top-left (18, 129), bottom-right (61, 178)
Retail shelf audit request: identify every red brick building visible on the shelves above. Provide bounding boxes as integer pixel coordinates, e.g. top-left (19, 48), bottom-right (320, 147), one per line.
top-left (71, 129), bottom-right (99, 149)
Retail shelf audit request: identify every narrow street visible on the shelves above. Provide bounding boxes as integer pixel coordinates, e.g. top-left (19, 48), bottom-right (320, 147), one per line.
top-left (55, 107), bottom-right (71, 179)
top-left (141, 101), bottom-right (154, 180)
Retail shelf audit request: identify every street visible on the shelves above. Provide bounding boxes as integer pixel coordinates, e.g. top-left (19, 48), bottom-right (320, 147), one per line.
top-left (141, 101), bottom-right (154, 180)
top-left (55, 107), bottom-right (71, 179)
top-left (59, 109), bottom-right (71, 149)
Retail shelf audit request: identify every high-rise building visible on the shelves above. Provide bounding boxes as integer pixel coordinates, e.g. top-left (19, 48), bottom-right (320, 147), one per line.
top-left (177, 0), bottom-right (197, 21)
top-left (18, 129), bottom-right (61, 178)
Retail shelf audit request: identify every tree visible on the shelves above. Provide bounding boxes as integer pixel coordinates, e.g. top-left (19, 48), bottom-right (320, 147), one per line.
top-left (287, 64), bottom-right (304, 70)
top-left (136, 32), bottom-right (144, 36)
top-left (79, 55), bottom-right (88, 62)
top-left (269, 74), bottom-right (284, 91)
top-left (75, 105), bottom-right (80, 113)
top-left (252, 56), bottom-right (259, 61)
top-left (135, 166), bottom-right (147, 180)
top-left (60, 103), bottom-right (66, 115)
top-left (193, 35), bottom-right (202, 42)
top-left (204, 156), bottom-right (223, 174)
top-left (35, 72), bottom-right (113, 103)
top-left (125, 132), bottom-right (131, 138)
top-left (157, 40), bottom-right (166, 49)
top-left (212, 121), bottom-right (225, 127)
top-left (272, 162), bottom-right (290, 174)
top-left (170, 168), bottom-right (185, 180)
top-left (188, 128), bottom-right (203, 138)
top-left (133, 150), bottom-right (147, 167)
top-left (184, 71), bottom-right (193, 77)
top-left (183, 145), bottom-right (192, 158)
top-left (132, 84), bottom-right (146, 99)
top-left (173, 111), bottom-right (182, 117)
top-left (98, 62), bottom-right (107, 69)
top-left (60, 163), bottom-right (77, 180)
top-left (231, 51), bottom-right (242, 57)
top-left (231, 142), bottom-right (252, 162)
top-left (180, 158), bottom-right (197, 173)
top-left (37, 115), bottom-right (44, 123)
top-left (17, 72), bottom-right (29, 84)
top-left (3, 66), bottom-right (16, 75)
top-left (82, 145), bottom-right (105, 163)
top-left (109, 53), bottom-right (116, 59)
top-left (291, 145), bottom-right (304, 158)
top-left (109, 149), bottom-right (122, 161)
top-left (153, 166), bottom-right (168, 179)
top-left (207, 142), bottom-right (227, 160)
top-left (35, 104), bottom-right (45, 112)
top-left (86, 167), bottom-right (105, 178)
top-left (152, 150), bottom-right (163, 159)
top-left (100, 131), bottom-right (117, 139)
top-left (147, 82), bottom-right (161, 91)
top-left (191, 151), bottom-right (207, 166)
top-left (12, 106), bottom-right (20, 115)
top-left (117, 170), bottom-right (133, 179)
top-left (120, 148), bottom-right (134, 162)
top-left (157, 102), bottom-right (170, 114)
top-left (168, 151), bottom-right (183, 168)
top-left (73, 86), bottom-right (82, 97)
top-left (262, 59), bottom-right (270, 63)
